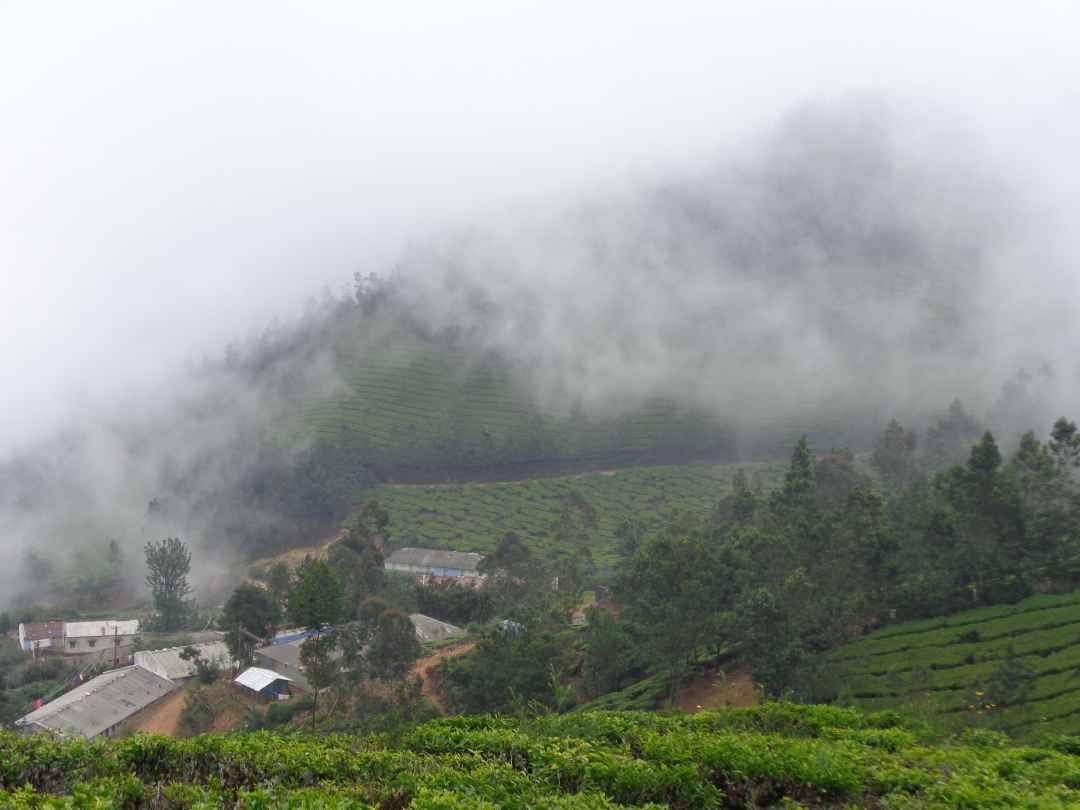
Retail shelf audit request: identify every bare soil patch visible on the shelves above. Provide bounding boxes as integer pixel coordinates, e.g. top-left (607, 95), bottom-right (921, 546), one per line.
top-left (676, 667), bottom-right (759, 713)
top-left (126, 685), bottom-right (192, 736)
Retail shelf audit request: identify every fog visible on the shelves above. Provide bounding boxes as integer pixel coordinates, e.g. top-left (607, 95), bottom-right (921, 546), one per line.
top-left (1, 2), bottom-right (1079, 606)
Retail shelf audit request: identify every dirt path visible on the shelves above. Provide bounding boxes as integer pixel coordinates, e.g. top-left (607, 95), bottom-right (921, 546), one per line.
top-left (676, 667), bottom-right (759, 713)
top-left (127, 686), bottom-right (191, 736)
top-left (412, 640), bottom-right (476, 714)
top-left (249, 528), bottom-right (346, 573)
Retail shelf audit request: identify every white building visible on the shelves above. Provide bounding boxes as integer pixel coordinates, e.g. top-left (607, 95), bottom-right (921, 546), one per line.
top-left (60, 620), bottom-right (140, 655)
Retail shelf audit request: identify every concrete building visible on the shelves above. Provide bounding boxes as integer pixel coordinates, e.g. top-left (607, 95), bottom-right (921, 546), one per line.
top-left (60, 620), bottom-right (140, 657)
top-left (234, 667), bottom-right (293, 700)
top-left (15, 665), bottom-right (176, 740)
top-left (17, 621), bottom-right (64, 653)
top-left (17, 619), bottom-right (140, 660)
top-left (385, 547), bottom-right (484, 579)
top-left (134, 640), bottom-right (234, 683)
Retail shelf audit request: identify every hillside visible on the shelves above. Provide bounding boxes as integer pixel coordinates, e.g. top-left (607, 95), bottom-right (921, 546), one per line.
top-left (296, 325), bottom-right (741, 475)
top-left (831, 591), bottom-right (1080, 740)
top-left (372, 460), bottom-right (786, 571)
top-left (4, 705), bottom-right (1080, 808)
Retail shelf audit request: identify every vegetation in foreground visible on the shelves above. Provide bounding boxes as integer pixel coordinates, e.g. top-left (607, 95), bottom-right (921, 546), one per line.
top-left (4, 704), bottom-right (1080, 808)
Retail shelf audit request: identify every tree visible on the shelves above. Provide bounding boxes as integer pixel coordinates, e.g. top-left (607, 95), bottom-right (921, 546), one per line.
top-left (872, 419), bottom-right (918, 489)
top-left (222, 584), bottom-right (280, 664)
top-left (617, 533), bottom-right (728, 701)
top-left (179, 645), bottom-right (221, 684)
top-left (266, 562), bottom-right (292, 610)
top-left (144, 537), bottom-right (192, 631)
top-left (367, 609), bottom-right (421, 682)
top-left (287, 557), bottom-right (343, 630)
top-left (299, 633), bottom-right (340, 727)
top-left (479, 531), bottom-right (533, 577)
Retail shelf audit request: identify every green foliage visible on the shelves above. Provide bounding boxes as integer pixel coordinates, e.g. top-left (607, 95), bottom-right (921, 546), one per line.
top-left (367, 609), bottom-right (422, 682)
top-left (288, 557), bottom-right (344, 629)
top-left (222, 583), bottom-right (281, 663)
top-left (143, 537), bottom-right (193, 631)
top-left (371, 461), bottom-right (784, 576)
top-left (5, 706), bottom-right (1078, 807)
top-left (178, 688), bottom-right (215, 737)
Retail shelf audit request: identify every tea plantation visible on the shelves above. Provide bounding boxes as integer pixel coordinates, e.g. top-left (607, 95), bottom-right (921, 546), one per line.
top-left (832, 590), bottom-right (1080, 740)
top-left (369, 461), bottom-right (785, 571)
top-left (298, 331), bottom-right (737, 469)
top-left (5, 704), bottom-right (1080, 808)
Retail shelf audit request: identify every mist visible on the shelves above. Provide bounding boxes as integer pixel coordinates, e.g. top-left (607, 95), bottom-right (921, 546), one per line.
top-left (1, 2), bottom-right (1079, 608)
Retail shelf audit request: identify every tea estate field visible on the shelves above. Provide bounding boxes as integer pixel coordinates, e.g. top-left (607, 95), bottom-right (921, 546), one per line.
top-left (5, 704), bottom-right (1080, 808)
top-left (367, 460), bottom-right (786, 572)
top-left (832, 590), bottom-right (1080, 740)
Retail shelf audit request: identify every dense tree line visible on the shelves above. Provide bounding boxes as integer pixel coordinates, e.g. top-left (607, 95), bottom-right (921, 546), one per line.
top-left (605, 409), bottom-right (1080, 702)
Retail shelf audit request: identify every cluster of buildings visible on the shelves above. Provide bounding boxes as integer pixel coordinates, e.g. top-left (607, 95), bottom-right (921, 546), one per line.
top-left (11, 606), bottom-right (465, 740)
top-left (9, 545), bottom-right (483, 741)
top-left (14, 638), bottom-right (234, 740)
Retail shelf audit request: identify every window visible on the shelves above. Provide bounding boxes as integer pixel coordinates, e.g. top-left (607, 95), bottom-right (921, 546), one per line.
top-left (68, 640), bottom-right (77, 649)
top-left (87, 639), bottom-right (96, 648)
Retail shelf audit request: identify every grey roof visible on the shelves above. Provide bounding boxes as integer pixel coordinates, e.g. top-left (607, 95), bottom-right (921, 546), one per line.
top-left (255, 641), bottom-right (302, 669)
top-left (386, 547), bottom-right (484, 572)
top-left (410, 613), bottom-right (465, 643)
top-left (15, 665), bottom-right (176, 739)
top-left (134, 641), bottom-right (233, 682)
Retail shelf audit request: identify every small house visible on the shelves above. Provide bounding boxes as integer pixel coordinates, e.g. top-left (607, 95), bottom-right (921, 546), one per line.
top-left (234, 667), bottom-right (293, 700)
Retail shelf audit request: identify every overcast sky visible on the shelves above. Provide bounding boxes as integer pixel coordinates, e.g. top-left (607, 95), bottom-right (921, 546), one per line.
top-left (2, 1), bottom-right (1078, 453)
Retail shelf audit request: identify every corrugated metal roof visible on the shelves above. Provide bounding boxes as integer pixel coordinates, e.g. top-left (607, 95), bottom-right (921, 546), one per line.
top-left (64, 620), bottom-right (140, 638)
top-left (134, 641), bottom-right (233, 682)
top-left (410, 613), bottom-right (465, 643)
top-left (386, 547), bottom-right (483, 572)
top-left (15, 665), bottom-right (175, 739)
top-left (235, 667), bottom-right (292, 692)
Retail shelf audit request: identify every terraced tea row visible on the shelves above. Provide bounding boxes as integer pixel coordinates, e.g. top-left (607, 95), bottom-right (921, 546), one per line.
top-left (831, 590), bottom-right (1080, 739)
top-left (299, 335), bottom-right (733, 469)
top-left (4, 705), bottom-right (1080, 808)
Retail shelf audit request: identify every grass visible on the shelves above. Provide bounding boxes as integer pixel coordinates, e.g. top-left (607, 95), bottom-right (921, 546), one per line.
top-left (369, 460), bottom-right (786, 572)
top-left (829, 590), bottom-right (1080, 740)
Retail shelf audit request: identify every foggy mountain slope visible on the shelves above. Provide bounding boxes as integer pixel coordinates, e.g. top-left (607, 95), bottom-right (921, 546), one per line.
top-left (1, 102), bottom-right (1075, 610)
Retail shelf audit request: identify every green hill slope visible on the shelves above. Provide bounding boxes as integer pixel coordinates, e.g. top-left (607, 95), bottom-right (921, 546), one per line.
top-left (370, 460), bottom-right (785, 571)
top-left (298, 327), bottom-right (734, 471)
top-left (5, 705), bottom-right (1080, 808)
top-left (831, 590), bottom-right (1080, 739)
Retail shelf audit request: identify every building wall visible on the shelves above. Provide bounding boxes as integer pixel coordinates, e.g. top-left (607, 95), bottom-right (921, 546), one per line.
top-left (61, 634), bottom-right (138, 655)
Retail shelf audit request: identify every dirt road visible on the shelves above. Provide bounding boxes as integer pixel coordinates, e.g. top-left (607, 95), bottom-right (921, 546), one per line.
top-left (412, 640), bottom-right (476, 714)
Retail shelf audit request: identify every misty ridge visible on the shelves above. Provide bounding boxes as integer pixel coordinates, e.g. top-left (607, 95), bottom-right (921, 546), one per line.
top-left (1, 100), bottom-right (1074, 609)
